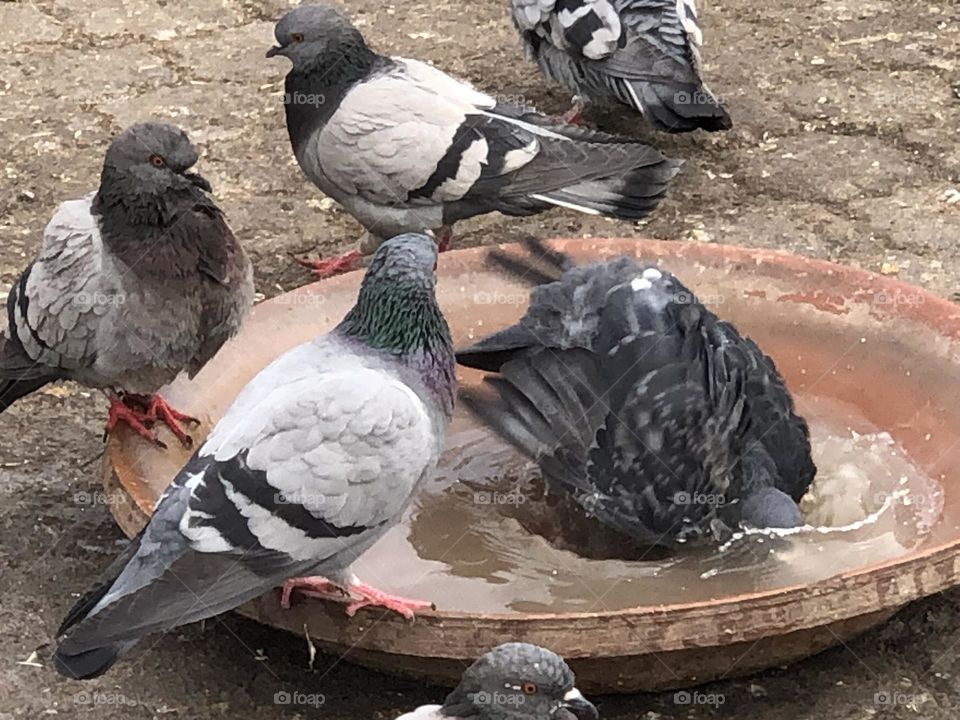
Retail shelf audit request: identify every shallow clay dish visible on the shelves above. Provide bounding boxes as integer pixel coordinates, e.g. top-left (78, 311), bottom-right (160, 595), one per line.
top-left (101, 239), bottom-right (960, 693)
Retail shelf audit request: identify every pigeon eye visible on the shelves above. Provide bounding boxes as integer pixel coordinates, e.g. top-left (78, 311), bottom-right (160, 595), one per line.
top-left (522, 682), bottom-right (538, 695)
top-left (290, 32), bottom-right (305, 43)
top-left (149, 154), bottom-right (166, 169)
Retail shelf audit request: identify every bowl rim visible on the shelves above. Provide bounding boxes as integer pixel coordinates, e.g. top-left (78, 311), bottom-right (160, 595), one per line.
top-left (103, 237), bottom-right (960, 648)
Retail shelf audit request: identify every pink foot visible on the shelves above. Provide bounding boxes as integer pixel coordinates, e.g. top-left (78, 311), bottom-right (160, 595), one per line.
top-left (343, 581), bottom-right (435, 619)
top-left (280, 576), bottom-right (434, 619)
top-left (144, 394), bottom-right (198, 449)
top-left (295, 250), bottom-right (363, 278)
top-left (280, 577), bottom-right (348, 609)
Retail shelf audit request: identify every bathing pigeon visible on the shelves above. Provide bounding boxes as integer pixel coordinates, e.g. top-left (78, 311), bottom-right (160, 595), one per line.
top-left (53, 234), bottom-right (456, 680)
top-left (0, 122), bottom-right (253, 448)
top-left (397, 643), bottom-right (598, 720)
top-left (510, 0), bottom-right (731, 131)
top-left (266, 2), bottom-right (680, 277)
top-left (457, 238), bottom-right (815, 546)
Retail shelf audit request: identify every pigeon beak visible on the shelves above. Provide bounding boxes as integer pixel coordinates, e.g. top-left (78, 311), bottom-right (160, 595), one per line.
top-left (185, 172), bottom-right (212, 193)
top-left (266, 45), bottom-right (283, 58)
top-left (559, 689), bottom-right (598, 720)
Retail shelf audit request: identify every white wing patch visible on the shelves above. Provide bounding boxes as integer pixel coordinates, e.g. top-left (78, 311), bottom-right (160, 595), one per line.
top-left (179, 470), bottom-right (235, 553)
top-left (502, 138), bottom-right (540, 173)
top-left (436, 137), bottom-right (489, 199)
top-left (677, 0), bottom-right (703, 47)
top-left (395, 705), bottom-right (445, 720)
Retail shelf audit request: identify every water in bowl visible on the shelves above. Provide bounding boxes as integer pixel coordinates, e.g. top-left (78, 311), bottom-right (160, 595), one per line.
top-left (351, 392), bottom-right (943, 614)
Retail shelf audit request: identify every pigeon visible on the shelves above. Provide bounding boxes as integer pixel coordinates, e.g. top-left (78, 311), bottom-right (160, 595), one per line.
top-left (53, 233), bottom-right (456, 680)
top-left (267, 2), bottom-right (680, 278)
top-left (457, 238), bottom-right (815, 546)
top-left (397, 643), bottom-right (598, 720)
top-left (510, 0), bottom-right (731, 131)
top-left (0, 122), bottom-right (253, 448)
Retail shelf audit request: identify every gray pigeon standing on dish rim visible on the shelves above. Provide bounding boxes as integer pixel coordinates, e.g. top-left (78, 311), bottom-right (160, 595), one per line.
top-left (397, 642), bottom-right (598, 720)
top-left (0, 122), bottom-right (253, 448)
top-left (53, 233), bottom-right (456, 680)
top-left (266, 2), bottom-right (680, 278)
top-left (457, 238), bottom-right (815, 546)
top-left (510, 0), bottom-right (731, 131)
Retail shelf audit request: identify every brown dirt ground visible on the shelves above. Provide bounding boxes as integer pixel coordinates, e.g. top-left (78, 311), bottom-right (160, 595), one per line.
top-left (1, 0), bottom-right (959, 718)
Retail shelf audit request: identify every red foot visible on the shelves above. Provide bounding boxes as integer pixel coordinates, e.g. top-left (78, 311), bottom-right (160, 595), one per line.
top-left (105, 394), bottom-right (162, 447)
top-left (144, 394), bottom-right (198, 449)
top-left (436, 225), bottom-right (453, 253)
top-left (103, 393), bottom-right (197, 449)
top-left (295, 250), bottom-right (362, 279)
top-left (558, 100), bottom-right (590, 126)
top-left (281, 576), bottom-right (434, 619)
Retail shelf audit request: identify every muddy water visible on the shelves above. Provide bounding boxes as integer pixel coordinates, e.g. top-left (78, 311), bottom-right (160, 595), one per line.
top-left (350, 393), bottom-right (943, 614)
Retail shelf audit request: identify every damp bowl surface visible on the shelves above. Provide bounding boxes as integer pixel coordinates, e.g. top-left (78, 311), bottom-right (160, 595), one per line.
top-left (101, 239), bottom-right (960, 693)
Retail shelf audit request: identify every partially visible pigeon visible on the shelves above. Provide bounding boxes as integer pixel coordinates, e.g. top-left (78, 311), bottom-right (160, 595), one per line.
top-left (54, 234), bottom-right (456, 680)
top-left (267, 2), bottom-right (680, 277)
top-left (510, 0), bottom-right (731, 131)
top-left (397, 643), bottom-right (598, 720)
top-left (457, 238), bottom-right (815, 546)
top-left (0, 122), bottom-right (253, 447)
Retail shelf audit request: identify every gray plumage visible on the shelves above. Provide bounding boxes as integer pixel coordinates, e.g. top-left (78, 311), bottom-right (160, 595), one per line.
top-left (511, 0), bottom-right (732, 132)
top-left (397, 643), bottom-right (598, 720)
top-left (267, 3), bottom-right (679, 249)
top-left (457, 239), bottom-right (814, 547)
top-left (0, 122), bottom-right (253, 412)
top-left (54, 234), bottom-right (456, 679)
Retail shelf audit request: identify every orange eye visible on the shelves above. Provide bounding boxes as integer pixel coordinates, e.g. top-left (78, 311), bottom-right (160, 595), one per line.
top-left (522, 682), bottom-right (538, 695)
top-left (149, 154), bottom-right (166, 168)
top-left (291, 32), bottom-right (305, 42)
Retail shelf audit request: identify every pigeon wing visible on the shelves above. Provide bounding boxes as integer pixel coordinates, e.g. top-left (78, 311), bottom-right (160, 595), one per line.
top-left (56, 363), bottom-right (436, 652)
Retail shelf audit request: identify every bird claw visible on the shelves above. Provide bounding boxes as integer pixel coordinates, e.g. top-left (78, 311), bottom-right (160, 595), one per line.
top-left (144, 395), bottom-right (198, 449)
top-left (104, 394), bottom-right (165, 449)
top-left (279, 577), bottom-right (349, 609)
top-left (343, 581), bottom-right (435, 620)
top-left (103, 393), bottom-right (195, 449)
top-left (294, 250), bottom-right (363, 278)
top-left (280, 576), bottom-right (433, 619)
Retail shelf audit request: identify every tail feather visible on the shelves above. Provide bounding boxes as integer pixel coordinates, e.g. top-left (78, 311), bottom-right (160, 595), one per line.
top-left (53, 533), bottom-right (143, 680)
top-left (535, 159), bottom-right (682, 219)
top-left (628, 80), bottom-right (732, 133)
top-left (53, 642), bottom-right (132, 681)
top-left (0, 376), bottom-right (52, 413)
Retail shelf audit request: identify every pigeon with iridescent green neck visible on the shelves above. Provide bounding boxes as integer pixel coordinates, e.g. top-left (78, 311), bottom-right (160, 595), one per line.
top-left (54, 233), bottom-right (455, 680)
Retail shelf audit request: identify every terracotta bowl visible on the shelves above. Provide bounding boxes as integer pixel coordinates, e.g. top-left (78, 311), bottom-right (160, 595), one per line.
top-left (101, 239), bottom-right (960, 693)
